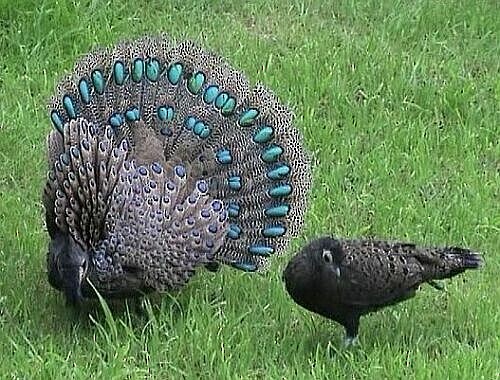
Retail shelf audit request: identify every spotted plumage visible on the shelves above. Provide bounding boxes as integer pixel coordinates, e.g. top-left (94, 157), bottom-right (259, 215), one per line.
top-left (44, 35), bottom-right (311, 305)
top-left (283, 236), bottom-right (483, 345)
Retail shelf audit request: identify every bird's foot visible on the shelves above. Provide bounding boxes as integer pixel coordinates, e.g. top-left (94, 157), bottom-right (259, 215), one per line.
top-left (205, 262), bottom-right (220, 273)
top-left (343, 335), bottom-right (359, 347)
top-left (428, 280), bottom-right (445, 291)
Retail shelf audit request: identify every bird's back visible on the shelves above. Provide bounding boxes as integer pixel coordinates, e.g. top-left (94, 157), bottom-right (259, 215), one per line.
top-left (337, 239), bottom-right (482, 309)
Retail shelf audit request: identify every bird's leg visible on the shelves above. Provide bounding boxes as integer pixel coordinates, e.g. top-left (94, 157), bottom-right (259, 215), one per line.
top-left (131, 296), bottom-right (147, 317)
top-left (342, 316), bottom-right (360, 347)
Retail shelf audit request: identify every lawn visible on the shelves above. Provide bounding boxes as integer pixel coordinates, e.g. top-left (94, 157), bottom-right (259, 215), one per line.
top-left (0, 0), bottom-right (498, 378)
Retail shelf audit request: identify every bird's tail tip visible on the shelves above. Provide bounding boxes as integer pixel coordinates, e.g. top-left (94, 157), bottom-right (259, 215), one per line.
top-left (462, 251), bottom-right (484, 269)
top-left (447, 246), bottom-right (484, 269)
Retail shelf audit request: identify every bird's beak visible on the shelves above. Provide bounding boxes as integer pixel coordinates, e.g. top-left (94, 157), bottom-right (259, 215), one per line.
top-left (334, 264), bottom-right (341, 277)
top-left (63, 264), bottom-right (87, 307)
top-left (60, 247), bottom-right (89, 307)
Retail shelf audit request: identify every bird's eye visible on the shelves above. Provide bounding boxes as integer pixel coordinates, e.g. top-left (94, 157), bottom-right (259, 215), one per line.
top-left (322, 250), bottom-right (333, 263)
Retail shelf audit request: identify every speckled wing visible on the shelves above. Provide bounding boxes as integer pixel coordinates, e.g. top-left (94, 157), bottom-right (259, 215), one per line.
top-left (100, 157), bottom-right (228, 291)
top-left (336, 240), bottom-right (427, 306)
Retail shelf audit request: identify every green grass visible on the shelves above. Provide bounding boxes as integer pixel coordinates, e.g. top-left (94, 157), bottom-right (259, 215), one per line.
top-left (0, 0), bottom-right (499, 378)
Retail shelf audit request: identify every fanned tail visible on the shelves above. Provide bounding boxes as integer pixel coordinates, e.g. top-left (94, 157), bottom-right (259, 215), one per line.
top-left (47, 34), bottom-right (311, 272)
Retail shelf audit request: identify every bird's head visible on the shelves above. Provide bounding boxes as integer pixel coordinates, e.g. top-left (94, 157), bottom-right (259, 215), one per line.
top-left (47, 233), bottom-right (90, 307)
top-left (283, 236), bottom-right (344, 295)
top-left (307, 235), bottom-right (345, 278)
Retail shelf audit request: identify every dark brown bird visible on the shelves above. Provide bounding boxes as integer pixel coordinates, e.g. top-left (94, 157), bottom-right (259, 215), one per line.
top-left (283, 236), bottom-right (483, 345)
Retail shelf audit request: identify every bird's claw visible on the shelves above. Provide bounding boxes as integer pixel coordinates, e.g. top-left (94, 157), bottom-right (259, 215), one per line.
top-left (343, 335), bottom-right (359, 347)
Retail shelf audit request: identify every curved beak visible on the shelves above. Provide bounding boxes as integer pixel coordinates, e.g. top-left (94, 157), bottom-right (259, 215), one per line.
top-left (62, 262), bottom-right (87, 306)
top-left (60, 239), bottom-right (89, 307)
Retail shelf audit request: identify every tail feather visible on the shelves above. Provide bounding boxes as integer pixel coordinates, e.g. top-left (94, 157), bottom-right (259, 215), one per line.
top-left (456, 250), bottom-right (483, 269)
top-left (431, 246), bottom-right (483, 280)
top-left (46, 34), bottom-right (312, 273)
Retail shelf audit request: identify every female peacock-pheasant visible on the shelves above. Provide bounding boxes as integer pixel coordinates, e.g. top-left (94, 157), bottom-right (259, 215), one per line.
top-left (283, 236), bottom-right (483, 345)
top-left (43, 35), bottom-right (311, 305)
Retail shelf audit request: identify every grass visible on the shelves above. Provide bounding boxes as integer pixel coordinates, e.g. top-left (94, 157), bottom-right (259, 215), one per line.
top-left (0, 0), bottom-right (498, 378)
